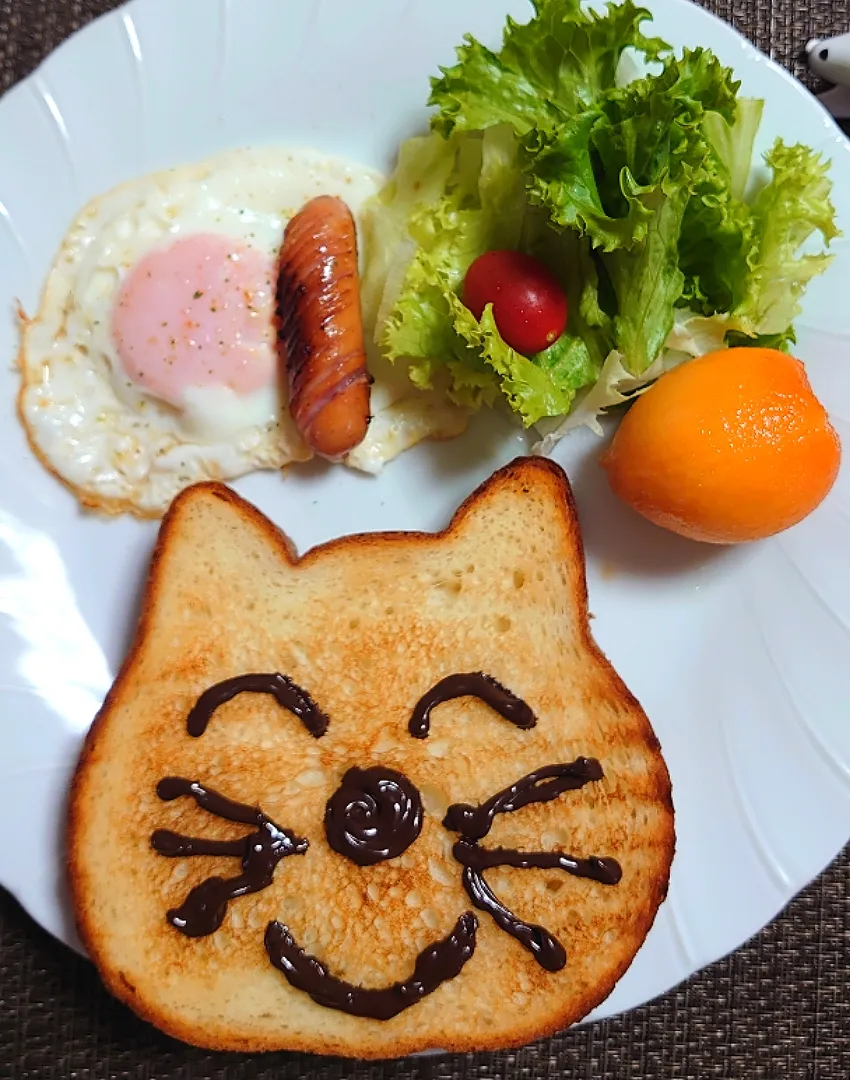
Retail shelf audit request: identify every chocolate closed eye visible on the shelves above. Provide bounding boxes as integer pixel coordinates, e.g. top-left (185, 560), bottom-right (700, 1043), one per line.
top-left (409, 671), bottom-right (536, 738)
top-left (186, 673), bottom-right (329, 739)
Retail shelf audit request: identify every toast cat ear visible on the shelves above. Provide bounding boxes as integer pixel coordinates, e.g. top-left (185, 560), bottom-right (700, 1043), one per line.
top-left (452, 458), bottom-right (577, 532)
top-left (447, 458), bottom-right (586, 602)
top-left (135, 482), bottom-right (297, 657)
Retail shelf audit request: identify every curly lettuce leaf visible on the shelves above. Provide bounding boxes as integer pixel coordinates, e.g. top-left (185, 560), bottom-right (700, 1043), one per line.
top-left (381, 259), bottom-right (463, 370)
top-left (665, 308), bottom-right (742, 357)
top-left (524, 220), bottom-right (616, 376)
top-left (525, 109), bottom-right (652, 250)
top-left (528, 49), bottom-right (740, 252)
top-left (605, 185), bottom-right (687, 374)
top-left (725, 326), bottom-right (797, 352)
top-left (677, 185), bottom-right (755, 316)
top-left (429, 0), bottom-right (668, 138)
top-left (449, 297), bottom-right (591, 425)
top-left (733, 140), bottom-right (839, 335)
top-left (527, 50), bottom-right (741, 374)
top-left (677, 98), bottom-right (762, 315)
top-left (703, 97), bottom-right (764, 200)
top-left (360, 133), bottom-right (460, 332)
top-left (379, 126), bottom-right (528, 407)
top-left (532, 348), bottom-right (658, 446)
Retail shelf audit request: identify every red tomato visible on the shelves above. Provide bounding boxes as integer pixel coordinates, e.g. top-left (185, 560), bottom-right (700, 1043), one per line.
top-left (462, 250), bottom-right (568, 356)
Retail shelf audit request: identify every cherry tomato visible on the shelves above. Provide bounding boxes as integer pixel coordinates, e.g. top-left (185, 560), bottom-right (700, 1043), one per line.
top-left (462, 249), bottom-right (568, 356)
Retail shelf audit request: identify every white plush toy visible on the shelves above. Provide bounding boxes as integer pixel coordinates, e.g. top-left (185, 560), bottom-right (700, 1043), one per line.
top-left (805, 33), bottom-right (850, 120)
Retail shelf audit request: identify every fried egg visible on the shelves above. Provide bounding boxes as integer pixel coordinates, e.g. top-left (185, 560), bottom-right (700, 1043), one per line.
top-left (17, 146), bottom-right (467, 517)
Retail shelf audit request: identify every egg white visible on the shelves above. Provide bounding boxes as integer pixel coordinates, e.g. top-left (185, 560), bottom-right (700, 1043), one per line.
top-left (18, 145), bottom-right (467, 517)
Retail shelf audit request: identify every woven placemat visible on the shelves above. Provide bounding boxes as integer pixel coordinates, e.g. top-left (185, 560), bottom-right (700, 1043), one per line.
top-left (1, 1), bottom-right (848, 1077)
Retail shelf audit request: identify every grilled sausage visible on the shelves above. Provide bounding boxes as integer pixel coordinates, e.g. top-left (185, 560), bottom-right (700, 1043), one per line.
top-left (276, 195), bottom-right (371, 459)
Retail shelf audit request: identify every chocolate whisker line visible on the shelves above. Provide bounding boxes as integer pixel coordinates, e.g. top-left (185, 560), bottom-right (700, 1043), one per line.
top-left (151, 777), bottom-right (307, 937)
top-left (156, 776), bottom-right (263, 824)
top-left (443, 758), bottom-right (606, 841)
top-left (150, 831), bottom-right (247, 858)
top-left (443, 758), bottom-right (621, 971)
top-left (452, 840), bottom-right (623, 884)
top-left (461, 865), bottom-right (567, 972)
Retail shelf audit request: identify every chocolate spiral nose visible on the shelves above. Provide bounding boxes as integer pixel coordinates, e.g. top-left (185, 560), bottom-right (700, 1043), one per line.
top-left (324, 766), bottom-right (424, 866)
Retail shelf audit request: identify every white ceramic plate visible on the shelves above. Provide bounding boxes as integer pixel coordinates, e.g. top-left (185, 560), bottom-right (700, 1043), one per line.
top-left (1, 0), bottom-right (849, 1034)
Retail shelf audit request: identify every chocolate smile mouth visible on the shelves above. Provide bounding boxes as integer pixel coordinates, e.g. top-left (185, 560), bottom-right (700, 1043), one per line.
top-left (264, 914), bottom-right (478, 1020)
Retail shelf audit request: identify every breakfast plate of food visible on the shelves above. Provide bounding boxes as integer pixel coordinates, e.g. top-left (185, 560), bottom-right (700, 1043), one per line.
top-left (1, 0), bottom-right (849, 1059)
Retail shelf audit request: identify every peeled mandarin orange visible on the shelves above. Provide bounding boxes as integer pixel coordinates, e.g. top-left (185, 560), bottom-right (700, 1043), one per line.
top-left (600, 347), bottom-right (841, 544)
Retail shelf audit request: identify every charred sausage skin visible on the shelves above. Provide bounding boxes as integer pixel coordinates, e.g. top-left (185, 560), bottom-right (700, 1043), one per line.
top-left (276, 195), bottom-right (371, 460)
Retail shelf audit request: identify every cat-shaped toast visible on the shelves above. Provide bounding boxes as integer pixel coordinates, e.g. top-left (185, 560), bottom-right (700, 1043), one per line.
top-left (68, 457), bottom-right (674, 1058)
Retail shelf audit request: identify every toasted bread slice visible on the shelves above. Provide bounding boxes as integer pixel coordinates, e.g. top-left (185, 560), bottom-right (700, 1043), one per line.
top-left (68, 457), bottom-right (674, 1058)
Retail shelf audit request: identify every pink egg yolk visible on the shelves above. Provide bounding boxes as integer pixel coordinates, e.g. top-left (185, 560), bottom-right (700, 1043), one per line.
top-left (112, 234), bottom-right (276, 406)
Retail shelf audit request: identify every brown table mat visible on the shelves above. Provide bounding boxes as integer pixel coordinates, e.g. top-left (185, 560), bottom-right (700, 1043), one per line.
top-left (1, 1), bottom-right (849, 1077)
